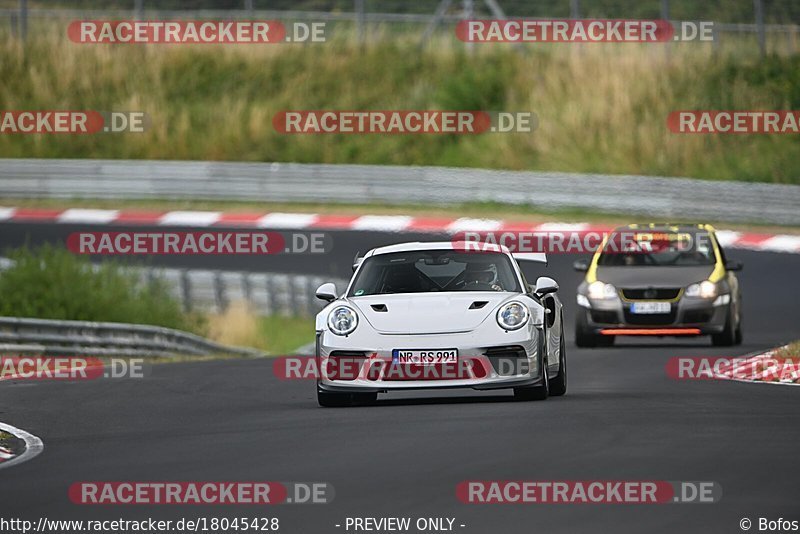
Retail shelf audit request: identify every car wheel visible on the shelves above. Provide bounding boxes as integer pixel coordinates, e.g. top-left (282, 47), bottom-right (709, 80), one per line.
top-left (711, 307), bottom-right (736, 347)
top-left (575, 311), bottom-right (614, 348)
top-left (575, 311), bottom-right (597, 347)
top-left (549, 335), bottom-right (567, 397)
top-left (734, 306), bottom-right (743, 345)
top-left (514, 349), bottom-right (549, 401)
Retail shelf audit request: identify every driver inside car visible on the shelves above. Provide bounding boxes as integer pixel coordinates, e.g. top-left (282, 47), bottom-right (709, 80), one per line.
top-left (462, 263), bottom-right (503, 291)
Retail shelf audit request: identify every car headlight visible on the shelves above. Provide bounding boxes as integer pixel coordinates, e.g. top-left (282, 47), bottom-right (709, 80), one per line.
top-left (327, 306), bottom-right (358, 335)
top-left (686, 280), bottom-right (718, 299)
top-left (497, 301), bottom-right (529, 331)
top-left (587, 281), bottom-right (618, 300)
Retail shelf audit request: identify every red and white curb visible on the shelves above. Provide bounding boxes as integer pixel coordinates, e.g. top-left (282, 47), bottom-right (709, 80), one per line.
top-left (713, 346), bottom-right (800, 386)
top-left (0, 422), bottom-right (44, 470)
top-left (1, 207), bottom-right (799, 254)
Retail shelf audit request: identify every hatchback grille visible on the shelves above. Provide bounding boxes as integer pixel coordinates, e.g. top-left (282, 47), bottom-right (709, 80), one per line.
top-left (621, 288), bottom-right (681, 300)
top-left (623, 310), bottom-right (677, 325)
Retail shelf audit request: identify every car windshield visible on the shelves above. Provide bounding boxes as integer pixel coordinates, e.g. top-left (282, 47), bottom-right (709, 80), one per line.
top-left (597, 231), bottom-right (717, 267)
top-left (348, 250), bottom-right (521, 296)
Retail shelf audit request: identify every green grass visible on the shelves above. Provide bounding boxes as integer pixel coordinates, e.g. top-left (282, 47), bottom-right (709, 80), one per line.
top-left (774, 341), bottom-right (800, 362)
top-left (0, 245), bottom-right (314, 354)
top-left (0, 29), bottom-right (799, 183)
top-left (258, 315), bottom-right (314, 354)
top-left (0, 244), bottom-right (204, 332)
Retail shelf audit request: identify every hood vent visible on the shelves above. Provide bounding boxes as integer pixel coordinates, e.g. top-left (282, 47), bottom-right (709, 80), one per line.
top-left (370, 304), bottom-right (388, 312)
top-left (469, 301), bottom-right (489, 310)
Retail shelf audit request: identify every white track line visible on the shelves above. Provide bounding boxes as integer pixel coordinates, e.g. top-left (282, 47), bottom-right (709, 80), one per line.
top-left (0, 422), bottom-right (44, 470)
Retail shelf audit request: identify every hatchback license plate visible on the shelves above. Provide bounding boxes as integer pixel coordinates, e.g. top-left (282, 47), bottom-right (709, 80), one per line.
top-left (630, 302), bottom-right (671, 314)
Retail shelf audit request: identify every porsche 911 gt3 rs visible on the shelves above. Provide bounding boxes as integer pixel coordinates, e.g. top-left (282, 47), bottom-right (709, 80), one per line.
top-left (313, 242), bottom-right (566, 407)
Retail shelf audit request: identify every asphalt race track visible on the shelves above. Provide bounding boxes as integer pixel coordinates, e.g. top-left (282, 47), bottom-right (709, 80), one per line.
top-left (1, 221), bottom-right (799, 533)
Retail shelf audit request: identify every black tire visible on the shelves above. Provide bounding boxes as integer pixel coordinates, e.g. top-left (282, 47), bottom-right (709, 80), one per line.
top-left (549, 335), bottom-right (567, 397)
top-left (711, 307), bottom-right (737, 347)
top-left (317, 388), bottom-right (377, 407)
top-left (575, 311), bottom-right (614, 348)
top-left (514, 342), bottom-right (549, 401)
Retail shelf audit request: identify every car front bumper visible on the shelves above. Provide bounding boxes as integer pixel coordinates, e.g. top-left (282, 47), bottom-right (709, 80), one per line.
top-left (316, 328), bottom-right (545, 393)
top-left (578, 295), bottom-right (731, 336)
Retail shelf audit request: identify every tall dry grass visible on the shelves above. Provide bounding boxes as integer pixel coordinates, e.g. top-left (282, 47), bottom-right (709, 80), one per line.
top-left (206, 300), bottom-right (312, 354)
top-left (1, 25), bottom-right (798, 182)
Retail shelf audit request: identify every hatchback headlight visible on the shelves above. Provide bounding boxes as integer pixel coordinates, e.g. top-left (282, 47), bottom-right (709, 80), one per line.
top-left (327, 306), bottom-right (358, 335)
top-left (587, 281), bottom-right (618, 300)
top-left (497, 301), bottom-right (529, 331)
top-left (686, 280), bottom-right (718, 299)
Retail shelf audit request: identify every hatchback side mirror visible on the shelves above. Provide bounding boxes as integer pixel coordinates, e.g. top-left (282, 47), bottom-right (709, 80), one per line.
top-left (315, 283), bottom-right (338, 302)
top-left (573, 259), bottom-right (590, 272)
top-left (535, 276), bottom-right (559, 295)
top-left (725, 260), bottom-right (743, 272)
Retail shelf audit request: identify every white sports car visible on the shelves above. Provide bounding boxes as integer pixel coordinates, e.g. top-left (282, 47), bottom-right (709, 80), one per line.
top-left (313, 241), bottom-right (566, 407)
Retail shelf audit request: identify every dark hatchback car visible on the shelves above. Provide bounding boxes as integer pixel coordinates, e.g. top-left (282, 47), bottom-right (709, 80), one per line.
top-left (574, 224), bottom-right (742, 347)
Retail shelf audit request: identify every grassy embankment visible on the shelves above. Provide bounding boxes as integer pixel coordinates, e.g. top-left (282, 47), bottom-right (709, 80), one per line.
top-left (0, 246), bottom-right (312, 354)
top-left (0, 29), bottom-right (798, 183)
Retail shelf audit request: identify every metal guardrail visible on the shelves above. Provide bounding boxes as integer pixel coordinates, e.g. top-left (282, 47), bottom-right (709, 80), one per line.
top-left (138, 267), bottom-right (348, 316)
top-left (0, 316), bottom-right (263, 358)
top-left (1, 159), bottom-right (798, 225)
top-left (0, 253), bottom-right (347, 317)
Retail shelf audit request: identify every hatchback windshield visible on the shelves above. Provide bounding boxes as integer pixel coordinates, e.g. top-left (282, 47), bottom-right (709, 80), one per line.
top-left (348, 250), bottom-right (521, 296)
top-left (597, 231), bottom-right (717, 267)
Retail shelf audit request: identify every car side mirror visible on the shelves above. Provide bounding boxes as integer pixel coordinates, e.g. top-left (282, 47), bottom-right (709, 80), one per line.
top-left (725, 260), bottom-right (743, 272)
top-left (535, 276), bottom-right (559, 295)
top-left (315, 283), bottom-right (338, 302)
top-left (573, 259), bottom-right (590, 272)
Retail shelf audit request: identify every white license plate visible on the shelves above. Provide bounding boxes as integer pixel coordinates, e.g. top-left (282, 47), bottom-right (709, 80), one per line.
top-left (630, 302), bottom-right (671, 314)
top-left (392, 349), bottom-right (458, 365)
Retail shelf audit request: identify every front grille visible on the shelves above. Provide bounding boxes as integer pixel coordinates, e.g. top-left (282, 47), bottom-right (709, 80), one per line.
top-left (591, 310), bottom-right (619, 324)
top-left (327, 351), bottom-right (368, 380)
top-left (623, 310), bottom-right (677, 325)
top-left (683, 309), bottom-right (713, 324)
top-left (380, 361), bottom-right (487, 380)
top-left (621, 288), bottom-right (681, 300)
top-left (329, 351), bottom-right (368, 358)
top-left (484, 345), bottom-right (529, 376)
